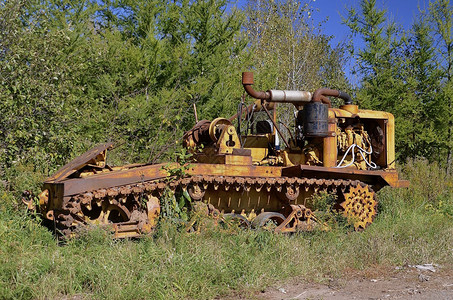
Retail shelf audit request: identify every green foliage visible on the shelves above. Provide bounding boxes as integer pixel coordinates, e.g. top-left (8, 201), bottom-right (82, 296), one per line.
top-left (379, 158), bottom-right (453, 218)
top-left (158, 188), bottom-right (190, 224)
top-left (426, 0), bottom-right (453, 171)
top-left (163, 148), bottom-right (193, 179)
top-left (310, 190), bottom-right (336, 211)
top-left (425, 198), bottom-right (453, 218)
top-left (2, 162), bottom-right (47, 197)
top-left (159, 150), bottom-right (194, 224)
top-left (0, 0), bottom-right (248, 191)
top-left (245, 0), bottom-right (349, 92)
top-left (344, 0), bottom-right (453, 167)
top-left (310, 191), bottom-right (350, 229)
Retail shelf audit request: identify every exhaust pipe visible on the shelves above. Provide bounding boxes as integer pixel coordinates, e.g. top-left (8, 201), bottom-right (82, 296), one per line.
top-left (312, 88), bottom-right (353, 107)
top-left (242, 72), bottom-right (312, 105)
top-left (242, 72), bottom-right (353, 107)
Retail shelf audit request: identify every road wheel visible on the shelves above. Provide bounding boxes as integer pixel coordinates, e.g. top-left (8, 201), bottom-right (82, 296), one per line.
top-left (252, 212), bottom-right (286, 231)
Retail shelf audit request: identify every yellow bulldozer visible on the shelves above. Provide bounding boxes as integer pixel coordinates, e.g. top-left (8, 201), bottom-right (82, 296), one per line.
top-left (25, 72), bottom-right (408, 238)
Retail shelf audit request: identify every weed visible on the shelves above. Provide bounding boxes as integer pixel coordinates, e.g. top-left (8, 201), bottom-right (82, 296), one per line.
top-left (159, 188), bottom-right (189, 222)
top-left (2, 162), bottom-right (47, 196)
top-left (311, 190), bottom-right (336, 212)
top-left (310, 191), bottom-right (350, 230)
top-left (163, 148), bottom-right (193, 178)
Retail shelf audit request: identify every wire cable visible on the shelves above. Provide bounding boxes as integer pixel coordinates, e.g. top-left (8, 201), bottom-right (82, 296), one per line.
top-left (336, 143), bottom-right (377, 169)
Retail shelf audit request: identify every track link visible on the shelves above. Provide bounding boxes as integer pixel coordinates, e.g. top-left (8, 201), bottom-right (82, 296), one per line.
top-left (54, 176), bottom-right (375, 238)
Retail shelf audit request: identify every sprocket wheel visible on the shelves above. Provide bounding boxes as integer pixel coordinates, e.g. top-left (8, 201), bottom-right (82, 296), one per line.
top-left (340, 183), bottom-right (377, 230)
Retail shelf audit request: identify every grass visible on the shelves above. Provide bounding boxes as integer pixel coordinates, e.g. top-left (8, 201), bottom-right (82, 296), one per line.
top-left (0, 158), bottom-right (452, 299)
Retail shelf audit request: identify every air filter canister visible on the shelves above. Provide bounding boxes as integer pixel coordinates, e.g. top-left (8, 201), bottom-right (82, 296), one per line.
top-left (303, 102), bottom-right (328, 137)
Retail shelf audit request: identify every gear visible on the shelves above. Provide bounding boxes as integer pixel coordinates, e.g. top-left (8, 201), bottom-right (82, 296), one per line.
top-left (340, 183), bottom-right (377, 230)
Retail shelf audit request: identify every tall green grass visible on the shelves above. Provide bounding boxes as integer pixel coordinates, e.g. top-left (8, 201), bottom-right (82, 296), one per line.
top-left (0, 159), bottom-right (452, 299)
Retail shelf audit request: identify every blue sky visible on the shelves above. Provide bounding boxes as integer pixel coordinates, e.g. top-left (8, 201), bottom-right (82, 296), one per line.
top-left (310, 0), bottom-right (429, 82)
top-left (232, 0), bottom-right (430, 82)
top-left (308, 0), bottom-right (429, 44)
top-left (234, 0), bottom-right (429, 41)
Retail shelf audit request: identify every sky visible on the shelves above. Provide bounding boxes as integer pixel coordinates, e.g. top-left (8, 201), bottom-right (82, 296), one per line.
top-left (235, 0), bottom-right (429, 42)
top-left (232, 0), bottom-right (431, 82)
top-left (310, 0), bottom-right (429, 82)
top-left (308, 0), bottom-right (429, 45)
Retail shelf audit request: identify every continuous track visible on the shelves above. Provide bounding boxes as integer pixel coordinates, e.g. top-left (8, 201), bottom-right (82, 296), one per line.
top-left (53, 175), bottom-right (377, 238)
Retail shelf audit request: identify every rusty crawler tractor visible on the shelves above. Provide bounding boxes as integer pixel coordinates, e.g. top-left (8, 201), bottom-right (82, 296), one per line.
top-left (27, 72), bottom-right (408, 238)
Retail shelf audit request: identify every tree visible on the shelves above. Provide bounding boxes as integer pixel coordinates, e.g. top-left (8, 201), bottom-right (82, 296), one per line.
top-left (343, 0), bottom-right (402, 107)
top-left (0, 0), bottom-right (102, 172)
top-left (245, 0), bottom-right (349, 92)
top-left (102, 0), bottom-right (248, 162)
top-left (0, 0), bottom-right (249, 188)
top-left (403, 17), bottom-right (443, 159)
top-left (426, 0), bottom-right (453, 172)
top-left (244, 0), bottom-right (350, 140)
top-left (343, 0), bottom-right (447, 161)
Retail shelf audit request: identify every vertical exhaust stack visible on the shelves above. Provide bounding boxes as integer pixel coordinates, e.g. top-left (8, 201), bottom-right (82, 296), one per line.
top-left (242, 72), bottom-right (270, 100)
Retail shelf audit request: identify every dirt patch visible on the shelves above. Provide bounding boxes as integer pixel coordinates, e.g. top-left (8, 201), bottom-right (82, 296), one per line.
top-left (252, 265), bottom-right (453, 299)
